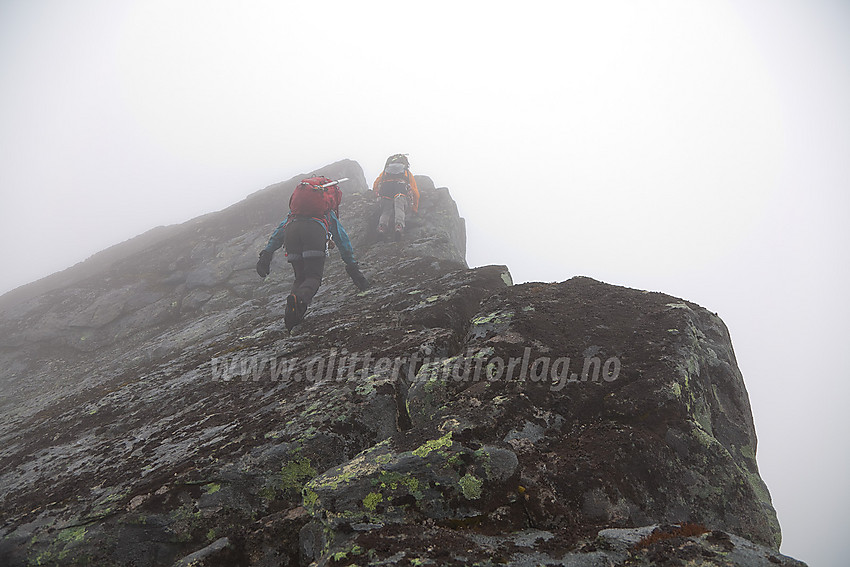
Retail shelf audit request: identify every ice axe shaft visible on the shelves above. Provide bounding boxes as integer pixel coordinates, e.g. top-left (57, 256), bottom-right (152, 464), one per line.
top-left (317, 177), bottom-right (348, 188)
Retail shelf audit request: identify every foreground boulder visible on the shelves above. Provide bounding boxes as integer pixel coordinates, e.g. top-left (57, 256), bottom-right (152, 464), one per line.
top-left (297, 276), bottom-right (784, 564)
top-left (0, 160), bottom-right (801, 566)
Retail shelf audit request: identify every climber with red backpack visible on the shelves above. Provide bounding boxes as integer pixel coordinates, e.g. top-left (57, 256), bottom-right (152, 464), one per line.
top-left (256, 176), bottom-right (370, 330)
top-left (372, 154), bottom-right (419, 240)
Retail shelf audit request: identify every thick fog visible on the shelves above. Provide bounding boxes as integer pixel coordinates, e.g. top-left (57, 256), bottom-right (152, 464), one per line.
top-left (1, 1), bottom-right (848, 564)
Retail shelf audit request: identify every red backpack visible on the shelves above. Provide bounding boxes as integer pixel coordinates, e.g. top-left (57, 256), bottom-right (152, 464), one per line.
top-left (289, 176), bottom-right (341, 217)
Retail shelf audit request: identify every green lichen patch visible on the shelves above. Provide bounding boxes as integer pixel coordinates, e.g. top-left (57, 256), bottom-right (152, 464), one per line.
top-left (86, 487), bottom-right (131, 521)
top-left (447, 453), bottom-right (465, 469)
top-left (471, 311), bottom-right (513, 327)
top-left (307, 450), bottom-right (383, 492)
top-left (375, 472), bottom-right (421, 498)
top-left (56, 526), bottom-right (87, 545)
top-left (279, 457), bottom-right (318, 496)
top-left (303, 488), bottom-right (319, 514)
top-left (363, 492), bottom-right (383, 512)
top-left (458, 474), bottom-right (483, 500)
top-left (411, 432), bottom-right (453, 458)
top-left (663, 382), bottom-right (682, 400)
top-left (332, 543), bottom-right (366, 563)
top-left (27, 524), bottom-right (94, 565)
top-left (169, 504), bottom-right (204, 543)
top-left (414, 359), bottom-right (452, 383)
top-left (473, 347), bottom-right (495, 360)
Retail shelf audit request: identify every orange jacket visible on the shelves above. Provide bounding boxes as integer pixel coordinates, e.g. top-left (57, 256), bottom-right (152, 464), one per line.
top-left (372, 170), bottom-right (419, 213)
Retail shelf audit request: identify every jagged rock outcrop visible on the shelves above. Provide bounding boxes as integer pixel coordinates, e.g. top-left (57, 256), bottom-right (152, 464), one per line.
top-left (0, 160), bottom-right (803, 566)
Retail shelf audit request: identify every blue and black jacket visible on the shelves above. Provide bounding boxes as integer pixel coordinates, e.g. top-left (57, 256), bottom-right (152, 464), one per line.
top-left (263, 210), bottom-right (358, 266)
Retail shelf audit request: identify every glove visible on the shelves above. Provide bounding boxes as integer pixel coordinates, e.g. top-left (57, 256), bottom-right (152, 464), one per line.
top-left (345, 263), bottom-right (370, 291)
top-left (256, 250), bottom-right (272, 278)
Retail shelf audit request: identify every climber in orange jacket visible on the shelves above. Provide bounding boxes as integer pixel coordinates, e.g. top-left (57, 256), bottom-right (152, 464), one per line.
top-left (372, 154), bottom-right (419, 240)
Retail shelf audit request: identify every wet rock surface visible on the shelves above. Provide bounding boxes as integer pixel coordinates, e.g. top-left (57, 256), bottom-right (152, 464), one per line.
top-left (0, 160), bottom-right (803, 566)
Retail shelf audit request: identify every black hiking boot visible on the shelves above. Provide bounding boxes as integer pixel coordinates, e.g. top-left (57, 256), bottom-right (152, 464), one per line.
top-left (295, 296), bottom-right (308, 323)
top-left (285, 294), bottom-right (309, 330)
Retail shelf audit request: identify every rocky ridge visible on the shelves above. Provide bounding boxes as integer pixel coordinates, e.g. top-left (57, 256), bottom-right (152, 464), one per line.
top-left (0, 160), bottom-right (804, 566)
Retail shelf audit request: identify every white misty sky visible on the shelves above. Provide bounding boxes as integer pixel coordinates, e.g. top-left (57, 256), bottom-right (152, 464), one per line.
top-left (1, 1), bottom-right (848, 564)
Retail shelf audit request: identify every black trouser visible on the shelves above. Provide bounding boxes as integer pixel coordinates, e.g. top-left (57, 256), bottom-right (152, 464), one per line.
top-left (283, 218), bottom-right (327, 306)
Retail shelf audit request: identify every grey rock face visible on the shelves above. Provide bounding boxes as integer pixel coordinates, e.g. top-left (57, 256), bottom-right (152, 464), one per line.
top-left (0, 160), bottom-right (802, 566)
